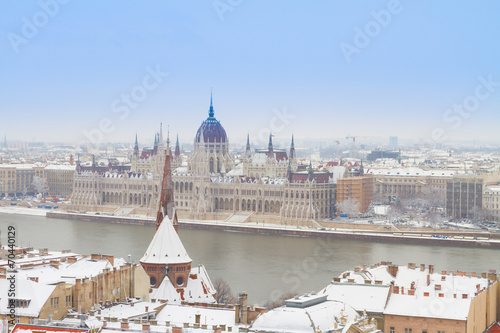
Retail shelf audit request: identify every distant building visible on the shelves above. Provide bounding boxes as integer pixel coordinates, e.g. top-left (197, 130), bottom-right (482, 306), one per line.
top-left (336, 174), bottom-right (374, 216)
top-left (389, 136), bottom-right (398, 150)
top-left (44, 165), bottom-right (75, 197)
top-left (367, 167), bottom-right (456, 203)
top-left (0, 164), bottom-right (50, 197)
top-left (366, 149), bottom-right (398, 162)
top-left (446, 172), bottom-right (500, 220)
top-left (483, 184), bottom-right (500, 222)
top-left (72, 94), bottom-right (336, 223)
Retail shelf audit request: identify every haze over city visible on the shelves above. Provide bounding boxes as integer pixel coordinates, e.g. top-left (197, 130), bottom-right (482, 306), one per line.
top-left (1, 1), bottom-right (500, 146)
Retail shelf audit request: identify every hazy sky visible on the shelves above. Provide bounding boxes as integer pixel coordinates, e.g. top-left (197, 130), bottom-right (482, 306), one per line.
top-left (1, 1), bottom-right (500, 148)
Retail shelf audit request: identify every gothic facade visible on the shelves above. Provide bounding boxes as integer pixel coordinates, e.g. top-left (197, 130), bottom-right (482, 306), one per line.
top-left (72, 94), bottom-right (336, 221)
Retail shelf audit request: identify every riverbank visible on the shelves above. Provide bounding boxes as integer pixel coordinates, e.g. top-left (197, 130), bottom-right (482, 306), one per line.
top-left (43, 210), bottom-right (500, 249)
top-left (0, 206), bottom-right (48, 216)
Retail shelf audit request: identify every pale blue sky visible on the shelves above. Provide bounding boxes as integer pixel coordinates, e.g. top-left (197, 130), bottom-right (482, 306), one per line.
top-left (1, 1), bottom-right (499, 147)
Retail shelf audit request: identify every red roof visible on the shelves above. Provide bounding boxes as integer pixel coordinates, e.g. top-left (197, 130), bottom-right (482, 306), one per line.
top-left (11, 324), bottom-right (89, 333)
top-left (275, 151), bottom-right (288, 161)
top-left (485, 322), bottom-right (500, 333)
top-left (290, 173), bottom-right (331, 184)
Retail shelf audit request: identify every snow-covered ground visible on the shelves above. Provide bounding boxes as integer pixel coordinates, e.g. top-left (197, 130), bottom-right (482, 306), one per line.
top-left (0, 206), bottom-right (47, 216)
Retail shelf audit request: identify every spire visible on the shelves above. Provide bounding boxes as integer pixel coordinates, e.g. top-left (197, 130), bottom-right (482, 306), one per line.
top-left (134, 134), bottom-right (139, 157)
top-left (289, 134), bottom-right (296, 160)
top-left (307, 161), bottom-right (314, 182)
top-left (209, 89), bottom-right (214, 118)
top-left (287, 159), bottom-right (292, 182)
top-left (159, 123), bottom-right (164, 151)
top-left (156, 128), bottom-right (175, 231)
top-left (175, 134), bottom-right (180, 157)
top-left (166, 127), bottom-right (170, 156)
top-left (359, 159), bottom-right (364, 176)
top-left (245, 133), bottom-right (251, 157)
top-left (268, 133), bottom-right (274, 158)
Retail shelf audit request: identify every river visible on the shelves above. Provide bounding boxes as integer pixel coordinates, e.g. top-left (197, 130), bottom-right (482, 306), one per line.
top-left (1, 213), bottom-right (499, 304)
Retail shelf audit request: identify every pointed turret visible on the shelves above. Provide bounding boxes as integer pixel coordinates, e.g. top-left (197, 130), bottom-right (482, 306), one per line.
top-left (307, 161), bottom-right (314, 182)
top-left (153, 132), bottom-right (158, 155)
top-left (134, 134), bottom-right (139, 157)
top-left (155, 131), bottom-right (175, 231)
top-left (175, 135), bottom-right (181, 157)
top-left (289, 134), bottom-right (296, 160)
top-left (287, 159), bottom-right (292, 182)
top-left (268, 133), bottom-right (274, 158)
top-left (158, 123), bottom-right (164, 152)
top-left (209, 89), bottom-right (215, 118)
top-left (245, 134), bottom-right (251, 158)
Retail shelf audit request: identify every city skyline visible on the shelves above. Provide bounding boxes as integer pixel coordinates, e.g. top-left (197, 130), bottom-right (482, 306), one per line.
top-left (1, 1), bottom-right (500, 145)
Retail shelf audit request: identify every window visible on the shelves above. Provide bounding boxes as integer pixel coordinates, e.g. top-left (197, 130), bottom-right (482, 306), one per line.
top-left (422, 330), bottom-right (427, 333)
top-left (390, 328), bottom-right (395, 333)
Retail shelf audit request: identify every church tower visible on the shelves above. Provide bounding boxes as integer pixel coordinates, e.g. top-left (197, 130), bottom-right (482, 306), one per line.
top-left (140, 136), bottom-right (191, 289)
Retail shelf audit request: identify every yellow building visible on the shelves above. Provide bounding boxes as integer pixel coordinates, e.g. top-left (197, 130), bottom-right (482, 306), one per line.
top-left (336, 175), bottom-right (374, 216)
top-left (483, 184), bottom-right (500, 222)
top-left (367, 167), bottom-right (456, 203)
top-left (44, 165), bottom-right (76, 197)
top-left (0, 164), bottom-right (44, 197)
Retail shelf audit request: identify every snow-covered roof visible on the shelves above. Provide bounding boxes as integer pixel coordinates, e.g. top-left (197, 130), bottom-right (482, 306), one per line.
top-left (97, 301), bottom-right (161, 320)
top-left (336, 262), bottom-right (492, 321)
top-left (250, 298), bottom-right (358, 333)
top-left (0, 278), bottom-right (55, 317)
top-left (367, 167), bottom-right (456, 177)
top-left (485, 185), bottom-right (500, 192)
top-left (45, 165), bottom-right (76, 171)
top-left (150, 265), bottom-right (216, 305)
top-left (140, 215), bottom-right (192, 265)
top-left (384, 293), bottom-right (471, 320)
top-left (13, 256), bottom-right (126, 285)
top-left (156, 303), bottom-right (234, 327)
top-left (321, 282), bottom-right (390, 313)
top-left (11, 324), bottom-right (88, 333)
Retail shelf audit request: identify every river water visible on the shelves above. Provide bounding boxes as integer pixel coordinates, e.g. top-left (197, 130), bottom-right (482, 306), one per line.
top-left (1, 213), bottom-right (499, 304)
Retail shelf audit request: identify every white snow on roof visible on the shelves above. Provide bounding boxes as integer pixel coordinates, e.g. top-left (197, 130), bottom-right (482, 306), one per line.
top-left (336, 263), bottom-right (492, 321)
top-left (367, 167), bottom-right (456, 177)
top-left (0, 278), bottom-right (55, 317)
top-left (150, 265), bottom-right (216, 305)
top-left (45, 165), bottom-right (76, 171)
top-left (250, 299), bottom-right (358, 333)
top-left (156, 303), bottom-right (235, 327)
top-left (140, 215), bottom-right (192, 265)
top-left (321, 283), bottom-right (390, 313)
top-left (97, 301), bottom-right (161, 320)
top-left (384, 293), bottom-right (471, 320)
top-left (226, 163), bottom-right (243, 176)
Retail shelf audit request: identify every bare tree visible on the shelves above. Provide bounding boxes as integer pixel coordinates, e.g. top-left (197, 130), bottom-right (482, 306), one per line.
top-left (420, 186), bottom-right (445, 212)
top-left (213, 278), bottom-right (236, 304)
top-left (32, 176), bottom-right (48, 196)
top-left (263, 292), bottom-right (298, 310)
top-left (336, 198), bottom-right (360, 218)
top-left (469, 206), bottom-right (487, 222)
